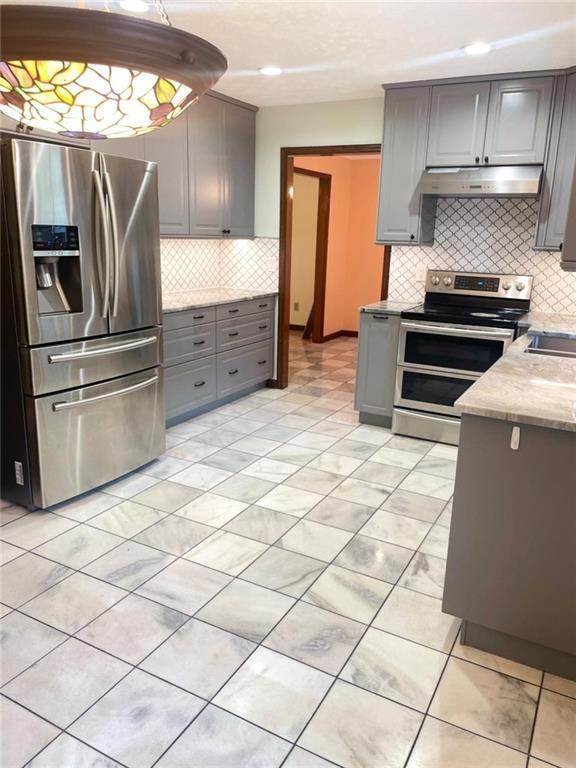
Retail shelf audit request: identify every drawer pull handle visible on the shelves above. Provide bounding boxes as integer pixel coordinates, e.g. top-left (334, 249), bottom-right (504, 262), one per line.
top-left (373, 315), bottom-right (389, 321)
top-left (258, 303), bottom-right (268, 308)
top-left (258, 325), bottom-right (268, 330)
top-left (258, 360), bottom-right (267, 365)
top-left (193, 314), bottom-right (205, 320)
top-left (193, 340), bottom-right (205, 346)
top-left (194, 380), bottom-right (206, 388)
top-left (228, 332), bottom-right (239, 337)
top-left (52, 374), bottom-right (158, 411)
top-left (228, 308), bottom-right (239, 314)
top-left (229, 368), bottom-right (239, 375)
top-left (48, 335), bottom-right (156, 362)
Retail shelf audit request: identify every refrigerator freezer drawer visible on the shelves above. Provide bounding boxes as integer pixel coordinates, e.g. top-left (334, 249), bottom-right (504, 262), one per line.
top-left (25, 368), bottom-right (165, 508)
top-left (20, 327), bottom-right (162, 396)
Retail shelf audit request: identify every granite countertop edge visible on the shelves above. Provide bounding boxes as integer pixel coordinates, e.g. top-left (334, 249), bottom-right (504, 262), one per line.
top-left (163, 289), bottom-right (278, 313)
top-left (359, 299), bottom-right (417, 315)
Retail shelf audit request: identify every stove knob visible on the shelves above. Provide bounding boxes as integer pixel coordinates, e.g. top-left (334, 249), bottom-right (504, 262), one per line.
top-left (502, 280), bottom-right (512, 290)
top-left (442, 276), bottom-right (453, 287)
top-left (515, 281), bottom-right (526, 292)
top-left (431, 275), bottom-right (440, 286)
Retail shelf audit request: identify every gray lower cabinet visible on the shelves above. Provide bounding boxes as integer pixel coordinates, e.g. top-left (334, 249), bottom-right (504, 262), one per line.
top-left (216, 296), bottom-right (275, 320)
top-left (355, 311), bottom-right (400, 425)
top-left (164, 323), bottom-right (216, 366)
top-left (217, 312), bottom-right (273, 352)
top-left (165, 357), bottom-right (217, 422)
top-left (217, 340), bottom-right (274, 399)
top-left (376, 86), bottom-right (435, 244)
top-left (164, 306), bottom-right (216, 331)
top-left (427, 82), bottom-right (490, 167)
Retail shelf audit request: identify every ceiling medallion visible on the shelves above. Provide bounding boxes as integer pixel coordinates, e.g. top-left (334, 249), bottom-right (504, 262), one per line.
top-left (0, 4), bottom-right (227, 139)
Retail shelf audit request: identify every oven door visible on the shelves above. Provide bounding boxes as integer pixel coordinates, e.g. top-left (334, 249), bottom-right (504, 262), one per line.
top-left (398, 321), bottom-right (514, 375)
top-left (395, 365), bottom-right (478, 416)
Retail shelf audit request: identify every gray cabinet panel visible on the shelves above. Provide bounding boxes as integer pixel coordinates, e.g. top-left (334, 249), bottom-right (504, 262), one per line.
top-left (483, 77), bottom-right (554, 165)
top-left (217, 311), bottom-right (273, 352)
top-left (376, 86), bottom-right (433, 244)
top-left (216, 296), bottom-right (275, 321)
top-left (188, 96), bottom-right (226, 236)
top-left (427, 82), bottom-right (490, 166)
top-left (164, 323), bottom-right (216, 366)
top-left (165, 356), bottom-right (217, 422)
top-left (163, 307), bottom-right (216, 331)
top-left (145, 116), bottom-right (189, 236)
top-left (355, 312), bottom-right (400, 420)
top-left (95, 136), bottom-right (146, 160)
top-left (225, 103), bottom-right (255, 237)
top-left (217, 340), bottom-right (273, 399)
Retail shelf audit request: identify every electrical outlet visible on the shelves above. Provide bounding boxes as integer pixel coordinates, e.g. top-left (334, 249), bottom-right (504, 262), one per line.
top-left (416, 264), bottom-right (427, 283)
top-left (294, 301), bottom-right (300, 311)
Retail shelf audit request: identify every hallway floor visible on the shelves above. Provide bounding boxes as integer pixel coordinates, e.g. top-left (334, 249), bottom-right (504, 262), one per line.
top-left (1, 332), bottom-right (574, 768)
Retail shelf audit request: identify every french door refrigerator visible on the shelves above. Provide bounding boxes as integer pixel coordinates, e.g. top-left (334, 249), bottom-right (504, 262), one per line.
top-left (1, 139), bottom-right (165, 509)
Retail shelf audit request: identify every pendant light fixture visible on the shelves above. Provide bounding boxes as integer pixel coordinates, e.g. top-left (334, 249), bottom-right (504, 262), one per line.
top-left (0, 3), bottom-right (227, 139)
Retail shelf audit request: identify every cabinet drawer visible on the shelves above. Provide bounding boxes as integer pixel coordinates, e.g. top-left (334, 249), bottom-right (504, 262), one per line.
top-left (216, 296), bottom-right (275, 321)
top-left (217, 311), bottom-right (273, 352)
top-left (217, 340), bottom-right (274, 399)
top-left (164, 323), bottom-right (216, 367)
top-left (163, 307), bottom-right (216, 331)
top-left (165, 356), bottom-right (217, 421)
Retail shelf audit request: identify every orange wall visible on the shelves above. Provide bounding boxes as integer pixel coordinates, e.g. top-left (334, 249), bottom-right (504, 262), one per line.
top-left (293, 155), bottom-right (382, 334)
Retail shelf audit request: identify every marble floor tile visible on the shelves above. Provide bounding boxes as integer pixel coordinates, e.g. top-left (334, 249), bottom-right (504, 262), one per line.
top-left (0, 542), bottom-right (25, 565)
top-left (288, 431), bottom-right (339, 451)
top-left (136, 558), bottom-right (231, 615)
top-left (330, 477), bottom-right (391, 508)
top-left (170, 463), bottom-right (233, 491)
top-left (283, 746), bottom-right (338, 768)
top-left (415, 455), bottom-right (457, 480)
top-left (167, 421), bottom-right (208, 439)
top-left (141, 617), bottom-right (255, 698)
top-left (77, 593), bottom-right (188, 664)
top-left (277, 414), bottom-right (319, 431)
top-left (253, 423), bottom-right (303, 442)
top-left (347, 425), bottom-right (393, 447)
top-left (304, 564), bottom-right (392, 623)
top-left (532, 690), bottom-right (576, 768)
top-left (436, 500), bottom-right (452, 528)
top-left (298, 679), bottom-right (422, 768)
top-left (406, 717), bottom-right (527, 768)
top-left (241, 547), bottom-right (326, 597)
top-left (241, 458), bottom-right (297, 484)
top-left (0, 511), bottom-right (77, 550)
top-left (418, 523), bottom-right (450, 559)
top-left (0, 612), bottom-right (66, 686)
top-left (398, 552), bottom-right (447, 598)
top-left (49, 491), bottom-right (121, 522)
top-left (229, 435), bottom-right (283, 456)
top-left (130, 480), bottom-right (201, 513)
top-left (133, 515), bottom-right (214, 556)
top-left (195, 427), bottom-right (250, 448)
top-left (258, 485), bottom-right (324, 518)
top-left (307, 452), bottom-right (363, 477)
top-left (285, 467), bottom-right (344, 495)
top-left (451, 637), bottom-right (542, 685)
top-left (0, 502), bottom-right (30, 526)
top-left (386, 435), bottom-right (433, 455)
top-left (399, 471), bottom-right (454, 501)
top-left (27, 734), bottom-right (123, 768)
top-left (88, 500), bottom-right (167, 538)
top-left (175, 492), bottom-right (248, 526)
top-left (429, 657), bottom-right (539, 752)
top-left (214, 646), bottom-right (332, 741)
top-left (196, 579), bottom-right (295, 642)
top-left (21, 572), bottom-right (126, 633)
top-left (69, 669), bottom-right (204, 768)
top-left (0, 552), bottom-right (73, 608)
top-left (103, 472), bottom-right (160, 499)
top-left (370, 445), bottom-right (422, 469)
top-left (185, 530), bottom-right (268, 575)
top-left (139, 455), bottom-right (192, 480)
top-left (167, 439), bottom-right (220, 462)
top-left (155, 704), bottom-right (291, 768)
top-left (0, 697), bottom-right (60, 768)
top-left (352, 460), bottom-right (409, 488)
top-left (341, 627), bottom-right (446, 711)
top-left (543, 672), bottom-right (576, 699)
top-left (277, 519), bottom-right (353, 562)
top-left (305, 497), bottom-right (374, 533)
top-left (360, 509), bottom-right (431, 549)
top-left (334, 534), bottom-right (414, 583)
top-left (203, 448), bottom-right (259, 472)
top-left (212, 474), bottom-right (276, 504)
top-left (83, 541), bottom-right (175, 590)
top-left (373, 585), bottom-right (460, 653)
top-left (33, 525), bottom-right (123, 569)
top-left (428, 443), bottom-right (459, 460)
top-left (223, 505), bottom-right (298, 543)
top-left (264, 601), bottom-right (364, 674)
top-left (309, 421), bottom-right (355, 438)
top-left (225, 417), bottom-right (268, 435)
top-left (2, 638), bottom-right (129, 728)
top-left (267, 444), bottom-right (323, 467)
top-left (329, 438), bottom-right (379, 460)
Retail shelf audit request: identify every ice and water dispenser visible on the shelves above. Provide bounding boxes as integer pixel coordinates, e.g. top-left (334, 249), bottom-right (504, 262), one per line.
top-left (32, 225), bottom-right (82, 315)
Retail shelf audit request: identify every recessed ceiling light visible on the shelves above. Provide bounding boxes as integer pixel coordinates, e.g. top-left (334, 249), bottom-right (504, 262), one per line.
top-left (258, 66), bottom-right (283, 76)
top-left (120, 0), bottom-right (149, 12)
top-left (464, 42), bottom-right (492, 56)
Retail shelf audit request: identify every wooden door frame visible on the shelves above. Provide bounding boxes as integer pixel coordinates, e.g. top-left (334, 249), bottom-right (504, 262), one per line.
top-left (276, 143), bottom-right (388, 388)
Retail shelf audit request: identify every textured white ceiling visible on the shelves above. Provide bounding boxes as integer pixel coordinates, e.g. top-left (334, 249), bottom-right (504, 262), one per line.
top-left (5, 0), bottom-right (576, 106)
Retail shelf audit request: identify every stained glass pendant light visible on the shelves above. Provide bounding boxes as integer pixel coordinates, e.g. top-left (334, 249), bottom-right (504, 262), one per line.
top-left (0, 3), bottom-right (227, 139)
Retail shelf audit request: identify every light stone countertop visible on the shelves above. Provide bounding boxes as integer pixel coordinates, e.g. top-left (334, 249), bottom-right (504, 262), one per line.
top-left (359, 300), bottom-right (418, 315)
top-left (163, 288), bottom-right (278, 313)
top-left (456, 318), bottom-right (576, 432)
top-left (517, 311), bottom-right (576, 338)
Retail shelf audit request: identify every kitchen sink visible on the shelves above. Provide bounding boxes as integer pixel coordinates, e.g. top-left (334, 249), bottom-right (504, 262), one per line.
top-left (525, 334), bottom-right (576, 358)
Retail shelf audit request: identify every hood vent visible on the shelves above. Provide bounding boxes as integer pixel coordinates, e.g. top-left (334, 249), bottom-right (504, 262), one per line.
top-left (418, 165), bottom-right (542, 198)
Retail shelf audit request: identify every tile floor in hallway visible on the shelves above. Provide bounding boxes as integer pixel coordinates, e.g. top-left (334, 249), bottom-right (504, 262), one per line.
top-left (1, 331), bottom-right (575, 768)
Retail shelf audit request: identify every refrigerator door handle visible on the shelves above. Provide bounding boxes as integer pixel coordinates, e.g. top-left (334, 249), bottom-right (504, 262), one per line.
top-left (48, 335), bottom-right (157, 363)
top-left (103, 170), bottom-right (120, 318)
top-left (52, 374), bottom-right (158, 412)
top-left (92, 169), bottom-right (110, 318)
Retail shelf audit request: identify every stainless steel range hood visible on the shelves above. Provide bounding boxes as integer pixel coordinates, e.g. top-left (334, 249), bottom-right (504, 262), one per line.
top-left (418, 165), bottom-right (542, 198)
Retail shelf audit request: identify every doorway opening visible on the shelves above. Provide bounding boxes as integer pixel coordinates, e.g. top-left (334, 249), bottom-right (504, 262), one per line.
top-left (278, 144), bottom-right (391, 388)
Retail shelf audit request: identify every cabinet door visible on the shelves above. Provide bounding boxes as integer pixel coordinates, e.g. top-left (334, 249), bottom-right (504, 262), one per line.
top-left (483, 77), bottom-right (554, 165)
top-left (188, 96), bottom-right (226, 237)
top-left (94, 136), bottom-right (145, 160)
top-left (354, 312), bottom-right (400, 419)
top-left (145, 115), bottom-right (190, 236)
top-left (427, 82), bottom-right (490, 166)
top-left (376, 87), bottom-right (431, 244)
top-left (224, 102), bottom-right (256, 238)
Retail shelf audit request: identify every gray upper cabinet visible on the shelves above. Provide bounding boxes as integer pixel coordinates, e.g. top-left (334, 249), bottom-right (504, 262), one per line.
top-left (225, 102), bottom-right (256, 237)
top-left (427, 82), bottom-right (490, 166)
top-left (145, 115), bottom-right (189, 236)
top-left (376, 86), bottom-right (434, 244)
top-left (188, 95), bottom-right (226, 237)
top-left (94, 136), bottom-right (145, 160)
top-left (483, 77), bottom-right (554, 165)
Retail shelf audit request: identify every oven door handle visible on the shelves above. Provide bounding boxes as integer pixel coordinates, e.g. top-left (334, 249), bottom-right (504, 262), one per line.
top-left (400, 321), bottom-right (514, 339)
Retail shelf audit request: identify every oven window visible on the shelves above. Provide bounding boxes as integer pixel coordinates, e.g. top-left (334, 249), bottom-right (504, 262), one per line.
top-left (401, 370), bottom-right (474, 408)
top-left (404, 331), bottom-right (504, 372)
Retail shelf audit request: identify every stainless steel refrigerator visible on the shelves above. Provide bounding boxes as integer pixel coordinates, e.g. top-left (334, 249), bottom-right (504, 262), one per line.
top-left (1, 139), bottom-right (165, 509)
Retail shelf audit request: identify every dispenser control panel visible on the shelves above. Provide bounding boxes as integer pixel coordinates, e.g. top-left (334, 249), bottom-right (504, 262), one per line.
top-left (32, 225), bottom-right (79, 257)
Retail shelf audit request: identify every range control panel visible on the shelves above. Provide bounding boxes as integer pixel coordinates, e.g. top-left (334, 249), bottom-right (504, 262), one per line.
top-left (425, 270), bottom-right (533, 301)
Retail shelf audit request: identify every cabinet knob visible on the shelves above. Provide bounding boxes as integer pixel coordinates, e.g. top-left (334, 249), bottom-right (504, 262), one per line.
top-left (484, 156), bottom-right (489, 164)
top-left (475, 156), bottom-right (480, 164)
top-left (410, 234), bottom-right (415, 241)
top-left (221, 228), bottom-right (231, 235)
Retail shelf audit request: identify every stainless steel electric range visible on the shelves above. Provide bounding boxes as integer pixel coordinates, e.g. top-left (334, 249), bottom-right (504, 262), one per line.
top-left (392, 269), bottom-right (533, 445)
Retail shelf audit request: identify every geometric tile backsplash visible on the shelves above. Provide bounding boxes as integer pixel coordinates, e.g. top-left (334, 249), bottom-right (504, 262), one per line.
top-left (388, 198), bottom-right (576, 313)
